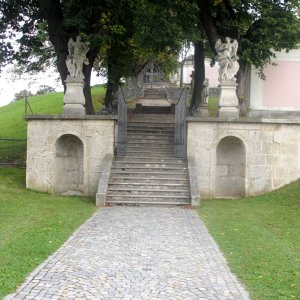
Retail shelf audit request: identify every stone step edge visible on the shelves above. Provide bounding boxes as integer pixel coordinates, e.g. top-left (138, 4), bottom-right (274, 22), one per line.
top-left (113, 160), bottom-right (186, 165)
top-left (126, 142), bottom-right (175, 145)
top-left (108, 182), bottom-right (189, 186)
top-left (105, 200), bottom-right (190, 205)
top-left (111, 166), bottom-right (187, 170)
top-left (126, 151), bottom-right (175, 154)
top-left (107, 188), bottom-right (190, 193)
top-left (110, 171), bottom-right (188, 175)
top-left (106, 194), bottom-right (190, 199)
top-left (127, 128), bottom-right (174, 131)
top-left (115, 156), bottom-right (187, 161)
top-left (109, 176), bottom-right (189, 181)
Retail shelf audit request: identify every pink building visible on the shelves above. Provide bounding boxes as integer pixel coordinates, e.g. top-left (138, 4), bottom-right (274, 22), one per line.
top-left (249, 46), bottom-right (300, 116)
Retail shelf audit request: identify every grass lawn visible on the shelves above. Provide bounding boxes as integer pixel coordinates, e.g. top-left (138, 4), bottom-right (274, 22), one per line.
top-left (198, 180), bottom-right (300, 300)
top-left (0, 85), bottom-right (106, 163)
top-left (0, 168), bottom-right (96, 299)
top-left (208, 97), bottom-right (219, 117)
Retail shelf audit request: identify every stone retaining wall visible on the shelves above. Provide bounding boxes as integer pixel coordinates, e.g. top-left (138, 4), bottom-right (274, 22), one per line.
top-left (26, 115), bottom-right (116, 197)
top-left (187, 118), bottom-right (300, 199)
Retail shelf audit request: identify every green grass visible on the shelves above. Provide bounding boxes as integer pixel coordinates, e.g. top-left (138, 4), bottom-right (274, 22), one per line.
top-left (0, 168), bottom-right (96, 299)
top-left (0, 85), bottom-right (106, 162)
top-left (208, 97), bottom-right (219, 117)
top-left (198, 181), bottom-right (300, 300)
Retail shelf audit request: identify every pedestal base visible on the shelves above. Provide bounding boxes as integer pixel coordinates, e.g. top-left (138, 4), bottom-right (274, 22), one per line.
top-left (63, 104), bottom-right (86, 115)
top-left (219, 106), bottom-right (239, 118)
top-left (63, 78), bottom-right (86, 115)
top-left (198, 104), bottom-right (209, 117)
top-left (218, 80), bottom-right (240, 118)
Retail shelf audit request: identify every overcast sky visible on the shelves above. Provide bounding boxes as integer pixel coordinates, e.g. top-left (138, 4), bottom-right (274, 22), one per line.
top-left (0, 66), bottom-right (107, 107)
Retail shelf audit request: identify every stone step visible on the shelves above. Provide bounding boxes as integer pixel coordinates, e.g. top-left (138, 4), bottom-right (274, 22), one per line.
top-left (107, 189), bottom-right (190, 196)
top-left (106, 194), bottom-right (190, 200)
top-left (127, 127), bottom-right (174, 133)
top-left (127, 135), bottom-right (174, 141)
top-left (126, 145), bottom-right (174, 151)
top-left (111, 165), bottom-right (188, 171)
top-left (127, 140), bottom-right (174, 145)
top-left (127, 150), bottom-right (175, 158)
top-left (128, 122), bottom-right (174, 128)
top-left (105, 200), bottom-right (190, 206)
top-left (113, 160), bottom-right (187, 166)
top-left (109, 177), bottom-right (189, 184)
top-left (105, 104), bottom-right (190, 206)
top-left (110, 170), bottom-right (188, 176)
top-left (108, 183), bottom-right (189, 189)
top-left (127, 140), bottom-right (175, 150)
top-left (141, 107), bottom-right (171, 114)
top-left (128, 113), bottom-right (174, 122)
top-left (126, 150), bottom-right (175, 156)
top-left (114, 156), bottom-right (187, 163)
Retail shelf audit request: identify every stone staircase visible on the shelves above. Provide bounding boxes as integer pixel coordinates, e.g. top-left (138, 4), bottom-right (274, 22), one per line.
top-left (106, 114), bottom-right (191, 205)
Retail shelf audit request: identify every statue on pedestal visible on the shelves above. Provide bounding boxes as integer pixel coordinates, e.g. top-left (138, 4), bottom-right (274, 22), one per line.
top-left (63, 36), bottom-right (90, 115)
top-left (215, 37), bottom-right (240, 118)
top-left (66, 36), bottom-right (90, 79)
top-left (215, 37), bottom-right (239, 82)
top-left (202, 78), bottom-right (209, 105)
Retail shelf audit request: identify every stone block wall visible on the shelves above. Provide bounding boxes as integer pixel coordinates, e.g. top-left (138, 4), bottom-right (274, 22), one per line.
top-left (26, 116), bottom-right (116, 197)
top-left (187, 118), bottom-right (300, 198)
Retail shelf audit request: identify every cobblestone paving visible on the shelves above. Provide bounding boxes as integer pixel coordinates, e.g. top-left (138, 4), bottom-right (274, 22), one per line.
top-left (6, 207), bottom-right (249, 300)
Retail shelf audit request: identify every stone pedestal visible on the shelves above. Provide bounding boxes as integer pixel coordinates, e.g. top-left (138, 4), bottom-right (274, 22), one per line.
top-left (63, 77), bottom-right (86, 115)
top-left (198, 104), bottom-right (209, 117)
top-left (219, 80), bottom-right (239, 118)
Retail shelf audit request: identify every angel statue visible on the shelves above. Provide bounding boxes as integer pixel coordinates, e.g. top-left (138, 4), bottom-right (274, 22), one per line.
top-left (215, 37), bottom-right (239, 82)
top-left (66, 36), bottom-right (90, 79)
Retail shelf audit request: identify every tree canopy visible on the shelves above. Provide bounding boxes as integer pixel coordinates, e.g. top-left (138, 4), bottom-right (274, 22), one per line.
top-left (0, 0), bottom-right (299, 113)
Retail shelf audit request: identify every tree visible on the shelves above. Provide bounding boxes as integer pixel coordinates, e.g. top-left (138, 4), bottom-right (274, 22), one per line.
top-left (14, 89), bottom-right (33, 101)
top-left (36, 85), bottom-right (56, 95)
top-left (195, 0), bottom-right (300, 112)
top-left (98, 0), bottom-right (199, 109)
top-left (0, 0), bottom-right (114, 114)
top-left (1, 0), bottom-right (299, 115)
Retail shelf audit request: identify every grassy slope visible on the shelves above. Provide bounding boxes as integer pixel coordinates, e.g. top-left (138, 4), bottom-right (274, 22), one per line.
top-left (0, 168), bottom-right (96, 298)
top-left (199, 181), bottom-right (300, 300)
top-left (0, 85), bottom-right (106, 162)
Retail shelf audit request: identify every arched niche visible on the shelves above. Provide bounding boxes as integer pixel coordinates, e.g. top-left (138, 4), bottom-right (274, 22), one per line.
top-left (215, 136), bottom-right (246, 198)
top-left (55, 134), bottom-right (84, 195)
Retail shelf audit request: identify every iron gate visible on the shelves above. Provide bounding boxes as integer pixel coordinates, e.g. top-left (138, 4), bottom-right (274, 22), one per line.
top-left (174, 88), bottom-right (188, 158)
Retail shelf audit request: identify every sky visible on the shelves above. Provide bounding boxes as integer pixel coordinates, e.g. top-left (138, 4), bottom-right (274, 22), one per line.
top-left (0, 65), bottom-right (106, 107)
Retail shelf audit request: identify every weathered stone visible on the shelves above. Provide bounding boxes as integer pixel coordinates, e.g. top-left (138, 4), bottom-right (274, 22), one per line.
top-left (187, 118), bottom-right (300, 198)
top-left (5, 207), bottom-right (249, 300)
top-left (26, 117), bottom-right (115, 197)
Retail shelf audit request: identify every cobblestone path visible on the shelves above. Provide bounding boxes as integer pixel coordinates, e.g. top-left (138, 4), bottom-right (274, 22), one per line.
top-left (6, 207), bottom-right (249, 300)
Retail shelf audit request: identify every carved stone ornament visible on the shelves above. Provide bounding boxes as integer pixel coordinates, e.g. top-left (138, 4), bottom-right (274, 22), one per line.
top-left (66, 36), bottom-right (90, 80)
top-left (215, 37), bottom-right (239, 82)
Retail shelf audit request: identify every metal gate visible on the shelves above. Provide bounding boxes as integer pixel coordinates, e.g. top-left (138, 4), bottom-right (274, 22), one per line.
top-left (117, 88), bottom-right (127, 156)
top-left (174, 88), bottom-right (187, 158)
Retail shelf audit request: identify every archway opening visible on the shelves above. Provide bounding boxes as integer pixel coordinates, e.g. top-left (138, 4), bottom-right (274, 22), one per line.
top-left (215, 136), bottom-right (245, 198)
top-left (55, 134), bottom-right (84, 195)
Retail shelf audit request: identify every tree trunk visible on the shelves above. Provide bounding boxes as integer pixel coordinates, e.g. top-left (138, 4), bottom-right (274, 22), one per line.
top-left (39, 0), bottom-right (100, 115)
top-left (180, 62), bottom-right (184, 88)
top-left (104, 63), bottom-right (120, 111)
top-left (190, 41), bottom-right (205, 113)
top-left (104, 81), bottom-right (119, 108)
top-left (83, 63), bottom-right (94, 114)
top-left (197, 0), bottom-right (219, 55)
top-left (237, 62), bottom-right (251, 116)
